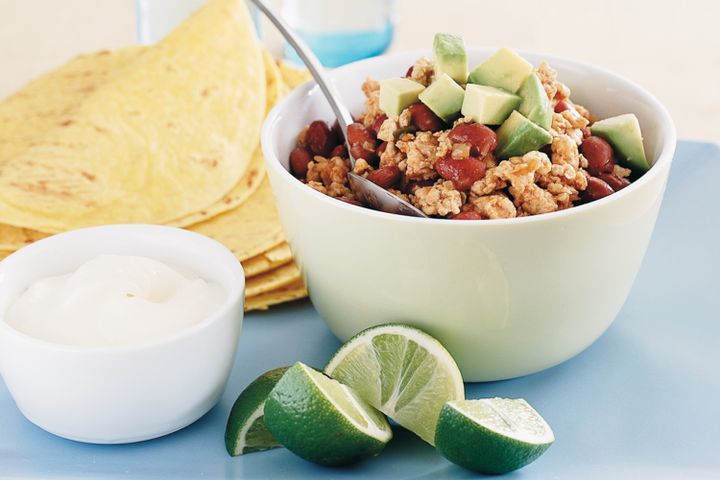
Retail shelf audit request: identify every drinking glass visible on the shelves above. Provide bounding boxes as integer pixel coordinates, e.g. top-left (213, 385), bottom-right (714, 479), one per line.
top-left (281, 0), bottom-right (395, 67)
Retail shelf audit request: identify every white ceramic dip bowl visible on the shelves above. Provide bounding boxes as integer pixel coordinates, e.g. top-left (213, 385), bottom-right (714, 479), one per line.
top-left (0, 225), bottom-right (245, 444)
top-left (262, 48), bottom-right (676, 382)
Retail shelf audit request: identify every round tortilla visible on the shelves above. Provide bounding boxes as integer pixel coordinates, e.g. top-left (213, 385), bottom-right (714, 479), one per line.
top-left (245, 262), bottom-right (301, 297)
top-left (189, 178), bottom-right (285, 261)
top-left (278, 60), bottom-right (311, 91)
top-left (0, 47), bottom-right (145, 164)
top-left (0, 45), bottom-right (286, 249)
top-left (245, 279), bottom-right (307, 312)
top-left (0, 0), bottom-right (266, 232)
top-left (0, 48), bottom-right (145, 249)
top-left (241, 242), bottom-right (292, 277)
top-left (166, 49), bottom-right (285, 227)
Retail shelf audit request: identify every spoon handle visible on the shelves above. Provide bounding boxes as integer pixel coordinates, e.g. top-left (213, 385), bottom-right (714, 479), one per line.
top-left (249, 0), bottom-right (355, 141)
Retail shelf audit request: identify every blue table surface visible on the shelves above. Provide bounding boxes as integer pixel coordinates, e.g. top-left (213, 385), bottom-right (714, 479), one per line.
top-left (1, 140), bottom-right (719, 479)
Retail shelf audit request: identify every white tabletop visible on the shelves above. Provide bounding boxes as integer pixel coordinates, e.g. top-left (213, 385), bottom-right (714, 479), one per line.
top-left (1, 0), bottom-right (718, 142)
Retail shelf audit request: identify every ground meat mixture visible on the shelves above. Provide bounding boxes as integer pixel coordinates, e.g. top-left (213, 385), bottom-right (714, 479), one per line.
top-left (289, 57), bottom-right (642, 220)
top-left (413, 180), bottom-right (463, 216)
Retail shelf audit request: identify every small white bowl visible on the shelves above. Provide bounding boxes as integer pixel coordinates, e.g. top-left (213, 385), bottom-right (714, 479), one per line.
top-left (0, 225), bottom-right (245, 444)
top-left (262, 48), bottom-right (676, 382)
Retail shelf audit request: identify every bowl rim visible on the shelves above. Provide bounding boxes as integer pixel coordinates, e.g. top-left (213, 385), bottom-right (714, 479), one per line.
top-left (0, 224), bottom-right (245, 354)
top-left (262, 47), bottom-right (677, 227)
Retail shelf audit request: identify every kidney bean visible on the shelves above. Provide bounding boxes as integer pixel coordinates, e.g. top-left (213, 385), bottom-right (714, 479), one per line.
top-left (583, 176), bottom-right (614, 202)
top-left (332, 119), bottom-right (345, 143)
top-left (347, 122), bottom-right (378, 163)
top-left (350, 144), bottom-right (378, 164)
top-left (581, 136), bottom-right (615, 176)
top-left (330, 144), bottom-right (348, 159)
top-left (448, 123), bottom-right (498, 157)
top-left (581, 127), bottom-right (592, 139)
top-left (435, 155), bottom-right (487, 191)
top-left (367, 165), bottom-right (401, 189)
top-left (598, 173), bottom-right (631, 192)
top-left (289, 147), bottom-right (312, 179)
top-left (408, 103), bottom-right (444, 132)
top-left (451, 211), bottom-right (484, 220)
top-left (405, 66), bottom-right (414, 78)
top-left (554, 100), bottom-right (572, 113)
top-left (307, 120), bottom-right (337, 156)
top-left (346, 122), bottom-right (375, 146)
top-left (370, 114), bottom-right (388, 136)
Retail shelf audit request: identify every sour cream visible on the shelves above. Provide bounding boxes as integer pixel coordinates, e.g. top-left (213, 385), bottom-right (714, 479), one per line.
top-left (5, 255), bottom-right (226, 347)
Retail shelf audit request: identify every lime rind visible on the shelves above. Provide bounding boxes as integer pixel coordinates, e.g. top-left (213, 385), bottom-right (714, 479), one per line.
top-left (435, 398), bottom-right (554, 474)
top-left (264, 362), bottom-right (392, 466)
top-left (303, 364), bottom-right (392, 443)
top-left (225, 366), bottom-right (288, 456)
top-left (324, 323), bottom-right (464, 445)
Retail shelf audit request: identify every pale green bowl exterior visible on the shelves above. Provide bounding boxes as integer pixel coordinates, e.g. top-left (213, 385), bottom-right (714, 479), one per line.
top-left (262, 49), bottom-right (676, 381)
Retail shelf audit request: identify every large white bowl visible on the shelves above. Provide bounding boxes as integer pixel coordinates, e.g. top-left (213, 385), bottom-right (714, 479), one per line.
top-left (262, 49), bottom-right (676, 382)
top-left (0, 225), bottom-right (245, 443)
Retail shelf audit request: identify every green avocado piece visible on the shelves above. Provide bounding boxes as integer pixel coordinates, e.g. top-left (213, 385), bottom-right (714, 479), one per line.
top-left (517, 73), bottom-right (552, 131)
top-left (496, 110), bottom-right (553, 159)
top-left (379, 78), bottom-right (426, 117)
top-left (468, 48), bottom-right (534, 93)
top-left (418, 73), bottom-right (465, 123)
top-left (591, 114), bottom-right (649, 172)
top-left (433, 33), bottom-right (468, 84)
top-left (461, 84), bottom-right (520, 125)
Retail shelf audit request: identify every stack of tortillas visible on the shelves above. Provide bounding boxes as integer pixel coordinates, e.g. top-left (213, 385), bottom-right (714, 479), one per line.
top-left (0, 0), bottom-right (311, 311)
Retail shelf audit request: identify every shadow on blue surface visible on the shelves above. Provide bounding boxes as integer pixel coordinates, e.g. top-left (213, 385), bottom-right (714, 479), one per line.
top-left (1, 141), bottom-right (719, 479)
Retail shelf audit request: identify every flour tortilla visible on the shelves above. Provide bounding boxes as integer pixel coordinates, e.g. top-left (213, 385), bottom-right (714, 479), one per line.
top-left (166, 49), bottom-right (286, 227)
top-left (189, 178), bottom-right (285, 261)
top-left (245, 262), bottom-right (302, 297)
top-left (278, 61), bottom-right (311, 90)
top-left (0, 45), bottom-right (286, 239)
top-left (245, 279), bottom-right (307, 312)
top-left (166, 146), bottom-right (266, 227)
top-left (0, 224), bottom-right (48, 251)
top-left (0, 0), bottom-right (266, 232)
top-left (0, 48), bottom-right (145, 249)
top-left (0, 47), bottom-right (144, 163)
top-left (0, 45), bottom-right (283, 249)
top-left (241, 242), bottom-right (292, 277)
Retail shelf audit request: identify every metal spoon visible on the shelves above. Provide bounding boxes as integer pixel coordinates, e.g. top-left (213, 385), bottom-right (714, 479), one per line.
top-left (249, 0), bottom-right (428, 218)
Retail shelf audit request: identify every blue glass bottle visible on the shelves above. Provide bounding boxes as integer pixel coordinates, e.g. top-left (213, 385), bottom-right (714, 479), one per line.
top-left (282, 0), bottom-right (395, 67)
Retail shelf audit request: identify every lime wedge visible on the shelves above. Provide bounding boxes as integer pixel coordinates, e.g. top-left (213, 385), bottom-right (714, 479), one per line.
top-left (225, 366), bottom-right (288, 456)
top-left (435, 398), bottom-right (555, 474)
top-left (264, 362), bottom-right (392, 466)
top-left (324, 324), bottom-right (464, 445)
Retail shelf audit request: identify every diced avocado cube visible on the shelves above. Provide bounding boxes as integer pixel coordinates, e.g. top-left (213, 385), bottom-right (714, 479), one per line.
top-left (461, 84), bottom-right (521, 125)
top-left (591, 114), bottom-right (650, 172)
top-left (433, 33), bottom-right (468, 84)
top-left (379, 78), bottom-right (426, 117)
top-left (468, 48), bottom-right (534, 93)
top-left (418, 73), bottom-right (465, 123)
top-left (517, 73), bottom-right (553, 131)
top-left (496, 110), bottom-right (553, 159)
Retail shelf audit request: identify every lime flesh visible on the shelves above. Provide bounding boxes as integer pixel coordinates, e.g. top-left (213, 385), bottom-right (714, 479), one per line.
top-left (324, 324), bottom-right (464, 445)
